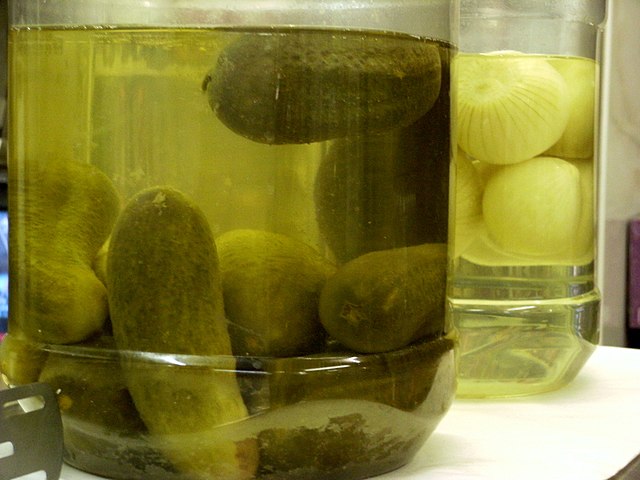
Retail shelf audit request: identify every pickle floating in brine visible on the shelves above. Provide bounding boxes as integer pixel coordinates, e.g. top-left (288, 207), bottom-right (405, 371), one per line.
top-left (203, 30), bottom-right (441, 144)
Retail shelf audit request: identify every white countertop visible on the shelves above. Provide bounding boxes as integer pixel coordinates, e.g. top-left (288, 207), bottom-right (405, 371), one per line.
top-left (57, 345), bottom-right (640, 480)
top-left (377, 345), bottom-right (640, 479)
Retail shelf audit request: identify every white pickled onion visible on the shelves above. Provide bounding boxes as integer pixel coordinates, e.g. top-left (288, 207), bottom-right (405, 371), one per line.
top-left (456, 53), bottom-right (570, 165)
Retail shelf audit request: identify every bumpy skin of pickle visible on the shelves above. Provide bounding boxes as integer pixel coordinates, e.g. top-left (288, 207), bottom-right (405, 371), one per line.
top-left (107, 186), bottom-right (258, 480)
top-left (203, 30), bottom-right (441, 144)
top-left (8, 159), bottom-right (120, 344)
top-left (216, 229), bottom-right (336, 357)
top-left (319, 243), bottom-right (448, 353)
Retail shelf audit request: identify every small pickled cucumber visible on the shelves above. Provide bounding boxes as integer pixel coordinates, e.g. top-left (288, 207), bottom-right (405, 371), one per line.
top-left (482, 156), bottom-right (582, 256)
top-left (456, 52), bottom-right (570, 164)
top-left (203, 30), bottom-right (441, 144)
top-left (216, 229), bottom-right (336, 357)
top-left (8, 159), bottom-right (120, 344)
top-left (107, 186), bottom-right (257, 480)
top-left (0, 333), bottom-right (48, 385)
top-left (319, 244), bottom-right (448, 353)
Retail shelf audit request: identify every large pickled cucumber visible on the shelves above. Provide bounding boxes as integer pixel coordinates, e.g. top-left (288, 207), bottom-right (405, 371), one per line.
top-left (216, 229), bottom-right (335, 357)
top-left (314, 79), bottom-right (451, 263)
top-left (203, 29), bottom-right (441, 144)
top-left (8, 159), bottom-right (120, 344)
top-left (107, 186), bottom-right (257, 480)
top-left (319, 244), bottom-right (448, 353)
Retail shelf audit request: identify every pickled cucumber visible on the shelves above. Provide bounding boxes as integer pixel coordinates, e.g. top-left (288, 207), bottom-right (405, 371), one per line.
top-left (203, 29), bottom-right (441, 144)
top-left (107, 186), bottom-right (257, 480)
top-left (319, 244), bottom-right (448, 353)
top-left (216, 229), bottom-right (336, 357)
top-left (8, 159), bottom-right (120, 344)
top-left (0, 333), bottom-right (48, 385)
top-left (314, 101), bottom-right (451, 263)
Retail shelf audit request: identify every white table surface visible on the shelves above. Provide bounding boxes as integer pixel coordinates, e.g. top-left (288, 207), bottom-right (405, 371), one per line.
top-left (377, 345), bottom-right (640, 480)
top-left (56, 345), bottom-right (640, 480)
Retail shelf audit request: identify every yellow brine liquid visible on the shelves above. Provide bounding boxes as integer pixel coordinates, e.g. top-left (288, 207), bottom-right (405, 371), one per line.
top-left (452, 52), bottom-right (600, 398)
top-left (5, 26), bottom-right (455, 479)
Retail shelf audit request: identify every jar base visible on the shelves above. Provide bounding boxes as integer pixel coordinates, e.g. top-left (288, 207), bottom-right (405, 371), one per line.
top-left (451, 291), bottom-right (600, 398)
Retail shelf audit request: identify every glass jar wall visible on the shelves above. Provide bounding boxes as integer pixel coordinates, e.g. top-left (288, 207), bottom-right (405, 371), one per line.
top-left (451, 0), bottom-right (606, 398)
top-left (1, 1), bottom-right (458, 478)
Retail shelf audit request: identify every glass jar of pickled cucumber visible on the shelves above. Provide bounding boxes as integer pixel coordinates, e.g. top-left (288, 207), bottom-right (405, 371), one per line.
top-left (451, 0), bottom-right (607, 398)
top-left (1, 1), bottom-right (458, 479)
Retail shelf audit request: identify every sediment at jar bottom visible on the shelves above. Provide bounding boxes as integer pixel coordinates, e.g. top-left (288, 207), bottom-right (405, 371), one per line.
top-left (107, 186), bottom-right (258, 480)
top-left (2, 335), bottom-right (456, 480)
top-left (37, 336), bottom-right (184, 480)
top-left (256, 338), bottom-right (456, 479)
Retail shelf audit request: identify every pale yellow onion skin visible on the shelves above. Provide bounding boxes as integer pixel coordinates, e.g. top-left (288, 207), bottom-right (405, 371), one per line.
top-left (545, 57), bottom-right (597, 159)
top-left (472, 158), bottom-right (500, 187)
top-left (566, 158), bottom-right (595, 262)
top-left (455, 149), bottom-right (484, 223)
top-left (456, 53), bottom-right (570, 165)
top-left (454, 149), bottom-right (484, 255)
top-left (482, 156), bottom-right (582, 256)
top-left (456, 158), bottom-right (594, 265)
